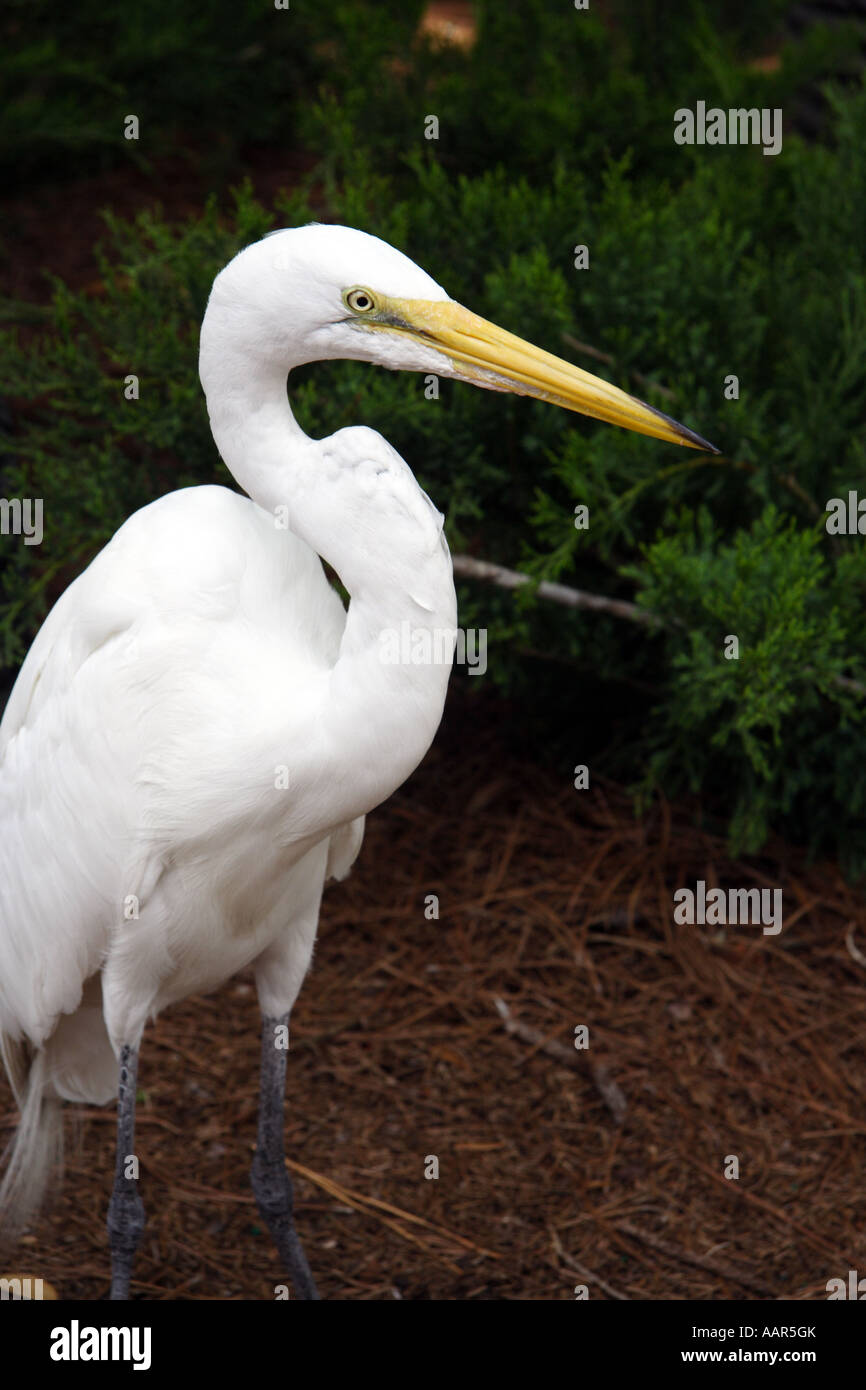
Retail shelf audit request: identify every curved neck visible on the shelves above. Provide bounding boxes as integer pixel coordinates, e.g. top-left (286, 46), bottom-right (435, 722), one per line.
top-left (200, 326), bottom-right (310, 513)
top-left (199, 304), bottom-right (458, 832)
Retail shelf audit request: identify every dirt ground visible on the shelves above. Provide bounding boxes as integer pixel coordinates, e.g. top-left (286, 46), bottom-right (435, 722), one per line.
top-left (1, 690), bottom-right (865, 1300)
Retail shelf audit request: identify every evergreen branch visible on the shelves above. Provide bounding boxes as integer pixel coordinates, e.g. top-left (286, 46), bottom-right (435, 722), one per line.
top-left (452, 553), bottom-right (866, 699)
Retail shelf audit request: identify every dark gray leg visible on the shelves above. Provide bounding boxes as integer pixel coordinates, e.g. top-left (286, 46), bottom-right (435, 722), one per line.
top-left (251, 1012), bottom-right (319, 1300)
top-left (107, 1044), bottom-right (145, 1300)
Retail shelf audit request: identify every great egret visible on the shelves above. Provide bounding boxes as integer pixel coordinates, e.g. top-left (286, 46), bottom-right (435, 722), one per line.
top-left (0, 224), bottom-right (715, 1300)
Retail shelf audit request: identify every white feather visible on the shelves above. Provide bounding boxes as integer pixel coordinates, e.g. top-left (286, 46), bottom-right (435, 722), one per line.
top-left (0, 226), bottom-right (458, 1230)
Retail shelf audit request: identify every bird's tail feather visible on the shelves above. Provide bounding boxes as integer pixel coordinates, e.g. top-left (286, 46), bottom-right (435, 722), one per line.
top-left (0, 1035), bottom-right (63, 1241)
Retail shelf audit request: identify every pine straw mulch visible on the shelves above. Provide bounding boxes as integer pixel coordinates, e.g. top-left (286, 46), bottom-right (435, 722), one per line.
top-left (2, 692), bottom-right (866, 1301)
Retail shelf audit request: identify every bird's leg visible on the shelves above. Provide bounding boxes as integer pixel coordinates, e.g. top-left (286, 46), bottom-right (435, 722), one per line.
top-left (107, 1044), bottom-right (146, 1300)
top-left (251, 1012), bottom-right (319, 1300)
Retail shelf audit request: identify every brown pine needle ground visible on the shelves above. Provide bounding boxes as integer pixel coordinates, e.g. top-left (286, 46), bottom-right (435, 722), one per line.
top-left (2, 693), bottom-right (865, 1300)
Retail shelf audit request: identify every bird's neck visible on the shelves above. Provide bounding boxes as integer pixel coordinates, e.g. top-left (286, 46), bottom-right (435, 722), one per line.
top-left (324, 554), bottom-right (458, 821)
top-left (200, 334), bottom-right (310, 513)
top-left (200, 329), bottom-right (457, 829)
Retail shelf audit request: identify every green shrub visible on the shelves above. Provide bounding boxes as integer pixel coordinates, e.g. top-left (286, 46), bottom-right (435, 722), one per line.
top-left (2, 0), bottom-right (854, 188)
top-left (2, 6), bottom-right (866, 873)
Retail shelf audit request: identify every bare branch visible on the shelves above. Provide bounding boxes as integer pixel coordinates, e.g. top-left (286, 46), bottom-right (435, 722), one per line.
top-left (451, 554), bottom-right (659, 627)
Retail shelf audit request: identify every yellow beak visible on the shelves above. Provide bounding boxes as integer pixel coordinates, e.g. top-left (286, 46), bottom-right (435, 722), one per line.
top-left (377, 296), bottom-right (718, 452)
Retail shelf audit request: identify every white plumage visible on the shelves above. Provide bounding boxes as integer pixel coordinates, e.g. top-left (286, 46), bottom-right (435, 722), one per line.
top-left (0, 223), bottom-right (710, 1296)
top-left (2, 488), bottom-right (363, 1083)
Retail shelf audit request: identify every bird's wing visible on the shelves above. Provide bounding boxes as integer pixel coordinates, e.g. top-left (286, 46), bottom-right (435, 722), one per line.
top-left (0, 485), bottom-right (349, 1045)
top-left (1, 485), bottom-right (346, 749)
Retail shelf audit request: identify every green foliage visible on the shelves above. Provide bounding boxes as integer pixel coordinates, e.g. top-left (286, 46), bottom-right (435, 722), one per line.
top-left (301, 0), bottom-right (856, 190)
top-left (2, 4), bottom-right (866, 873)
top-left (0, 0), bottom-right (424, 181)
top-left (2, 0), bottom-right (854, 188)
top-left (0, 189), bottom-right (274, 661)
top-left (628, 509), bottom-right (866, 870)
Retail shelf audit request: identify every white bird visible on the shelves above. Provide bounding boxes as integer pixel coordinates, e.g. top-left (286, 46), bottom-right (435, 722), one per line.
top-left (0, 224), bottom-right (714, 1299)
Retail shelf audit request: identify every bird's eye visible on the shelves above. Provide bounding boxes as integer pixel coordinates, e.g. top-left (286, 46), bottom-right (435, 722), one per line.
top-left (344, 287), bottom-right (377, 314)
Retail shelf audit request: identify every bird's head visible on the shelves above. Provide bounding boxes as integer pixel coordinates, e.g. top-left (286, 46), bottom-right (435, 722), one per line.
top-left (207, 223), bottom-right (717, 452)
